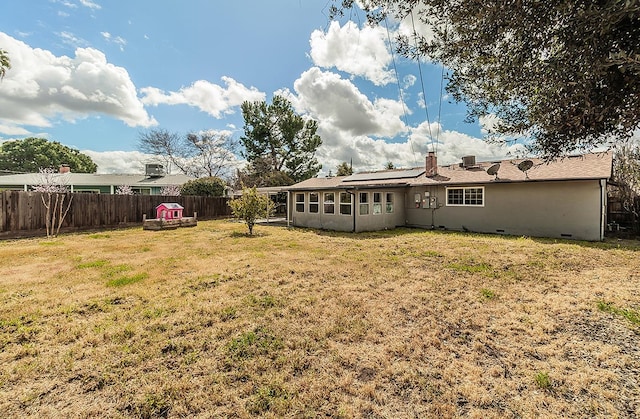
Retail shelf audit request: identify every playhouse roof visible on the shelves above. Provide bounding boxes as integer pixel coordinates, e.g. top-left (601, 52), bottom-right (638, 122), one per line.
top-left (156, 203), bottom-right (184, 210)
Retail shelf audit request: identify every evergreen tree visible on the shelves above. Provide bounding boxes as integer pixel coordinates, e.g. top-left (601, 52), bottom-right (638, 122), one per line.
top-left (241, 95), bottom-right (322, 182)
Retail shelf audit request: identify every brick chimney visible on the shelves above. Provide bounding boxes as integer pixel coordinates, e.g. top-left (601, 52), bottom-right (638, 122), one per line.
top-left (59, 164), bottom-right (70, 174)
top-left (425, 152), bottom-right (437, 177)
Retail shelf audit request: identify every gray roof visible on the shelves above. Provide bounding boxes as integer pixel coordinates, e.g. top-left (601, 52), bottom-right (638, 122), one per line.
top-left (287, 152), bottom-right (612, 191)
top-left (0, 172), bottom-right (194, 187)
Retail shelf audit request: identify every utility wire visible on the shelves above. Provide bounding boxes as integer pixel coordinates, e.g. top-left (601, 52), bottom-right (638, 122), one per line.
top-left (385, 14), bottom-right (418, 167)
top-left (410, 9), bottom-right (435, 154)
top-left (435, 63), bottom-right (446, 154)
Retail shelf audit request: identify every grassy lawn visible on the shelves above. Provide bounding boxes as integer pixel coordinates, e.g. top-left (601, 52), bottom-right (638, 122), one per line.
top-left (1, 220), bottom-right (639, 418)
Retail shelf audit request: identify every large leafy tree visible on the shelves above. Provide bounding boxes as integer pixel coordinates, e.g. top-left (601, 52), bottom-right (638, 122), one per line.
top-left (0, 49), bottom-right (10, 80)
top-left (138, 129), bottom-right (239, 178)
top-left (333, 1), bottom-right (640, 158)
top-left (240, 95), bottom-right (322, 183)
top-left (0, 137), bottom-right (97, 173)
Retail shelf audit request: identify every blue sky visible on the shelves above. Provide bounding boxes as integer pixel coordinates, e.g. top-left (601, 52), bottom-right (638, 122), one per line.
top-left (0, 0), bottom-right (522, 174)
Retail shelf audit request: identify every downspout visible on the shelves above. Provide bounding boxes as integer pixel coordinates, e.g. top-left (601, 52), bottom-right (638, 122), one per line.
top-left (600, 179), bottom-right (606, 241)
top-left (286, 190), bottom-right (291, 227)
top-left (347, 189), bottom-right (356, 232)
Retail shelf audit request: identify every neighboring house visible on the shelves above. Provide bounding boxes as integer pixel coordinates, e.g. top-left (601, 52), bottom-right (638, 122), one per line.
top-left (0, 164), bottom-right (194, 195)
top-left (287, 152), bottom-right (613, 241)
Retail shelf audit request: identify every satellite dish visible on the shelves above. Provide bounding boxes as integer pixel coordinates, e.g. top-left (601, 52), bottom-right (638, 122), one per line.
top-left (517, 159), bottom-right (534, 179)
top-left (486, 163), bottom-right (500, 179)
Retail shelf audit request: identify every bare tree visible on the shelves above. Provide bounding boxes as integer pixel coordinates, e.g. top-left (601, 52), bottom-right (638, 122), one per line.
top-left (138, 129), bottom-right (185, 174)
top-left (185, 131), bottom-right (240, 178)
top-left (32, 168), bottom-right (73, 238)
top-left (138, 128), bottom-right (239, 178)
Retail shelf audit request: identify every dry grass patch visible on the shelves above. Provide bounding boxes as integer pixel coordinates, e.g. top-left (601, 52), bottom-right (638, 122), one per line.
top-left (0, 221), bottom-right (639, 417)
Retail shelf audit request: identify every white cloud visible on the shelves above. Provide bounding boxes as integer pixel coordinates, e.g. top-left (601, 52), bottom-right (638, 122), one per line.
top-left (83, 150), bottom-right (154, 174)
top-left (0, 32), bottom-right (157, 129)
top-left (57, 31), bottom-right (88, 48)
top-left (286, 67), bottom-right (406, 138)
top-left (101, 32), bottom-right (127, 51)
top-left (53, 0), bottom-right (78, 9)
top-left (479, 114), bottom-right (501, 135)
top-left (396, 6), bottom-right (438, 52)
top-left (78, 0), bottom-right (101, 10)
top-left (403, 74), bottom-right (417, 89)
top-left (140, 77), bottom-right (265, 118)
top-left (276, 66), bottom-right (522, 175)
top-left (314, 120), bottom-right (524, 176)
top-left (309, 21), bottom-right (394, 86)
top-left (0, 124), bottom-right (31, 136)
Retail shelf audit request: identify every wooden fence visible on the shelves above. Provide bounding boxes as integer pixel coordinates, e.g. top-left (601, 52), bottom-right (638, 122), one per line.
top-left (0, 191), bottom-right (232, 238)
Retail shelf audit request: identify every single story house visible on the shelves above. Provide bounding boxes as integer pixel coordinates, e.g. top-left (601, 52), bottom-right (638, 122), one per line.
top-left (0, 164), bottom-right (194, 195)
top-left (286, 151), bottom-right (613, 241)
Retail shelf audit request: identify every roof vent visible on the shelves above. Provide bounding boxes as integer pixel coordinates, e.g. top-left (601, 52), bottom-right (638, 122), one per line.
top-left (145, 164), bottom-right (164, 177)
top-left (461, 155), bottom-right (476, 168)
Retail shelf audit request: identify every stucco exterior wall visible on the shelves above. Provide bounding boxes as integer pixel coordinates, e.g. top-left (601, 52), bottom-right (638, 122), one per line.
top-left (406, 180), bottom-right (605, 241)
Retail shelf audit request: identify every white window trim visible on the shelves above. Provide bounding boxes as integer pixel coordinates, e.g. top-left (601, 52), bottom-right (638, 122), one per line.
top-left (309, 192), bottom-right (319, 213)
top-left (339, 192), bottom-right (352, 216)
top-left (323, 192), bottom-right (335, 215)
top-left (359, 192), bottom-right (369, 215)
top-left (372, 192), bottom-right (382, 215)
top-left (445, 186), bottom-right (485, 207)
top-left (295, 193), bottom-right (305, 213)
top-left (385, 192), bottom-right (394, 214)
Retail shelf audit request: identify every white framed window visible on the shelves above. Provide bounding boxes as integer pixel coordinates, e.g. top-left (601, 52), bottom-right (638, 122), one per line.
top-left (359, 192), bottom-right (369, 215)
top-left (446, 187), bottom-right (484, 206)
top-left (372, 192), bottom-right (382, 215)
top-left (339, 192), bottom-right (352, 215)
top-left (323, 192), bottom-right (335, 214)
top-left (385, 192), bottom-right (394, 213)
top-left (295, 193), bottom-right (305, 212)
top-left (309, 192), bottom-right (319, 213)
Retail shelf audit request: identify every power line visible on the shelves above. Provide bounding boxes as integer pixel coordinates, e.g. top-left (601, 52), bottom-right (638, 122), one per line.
top-left (410, 9), bottom-right (435, 153)
top-left (384, 14), bottom-right (418, 167)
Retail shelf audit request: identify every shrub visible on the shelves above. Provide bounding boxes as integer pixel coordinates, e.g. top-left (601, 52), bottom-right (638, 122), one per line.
top-left (228, 186), bottom-right (274, 235)
top-left (180, 176), bottom-right (226, 197)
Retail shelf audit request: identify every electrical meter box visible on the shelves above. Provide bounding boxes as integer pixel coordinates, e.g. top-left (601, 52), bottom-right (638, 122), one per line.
top-left (422, 191), bottom-right (431, 208)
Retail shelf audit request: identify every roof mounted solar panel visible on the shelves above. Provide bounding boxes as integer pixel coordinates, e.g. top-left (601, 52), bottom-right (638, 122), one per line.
top-left (342, 168), bottom-right (425, 182)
